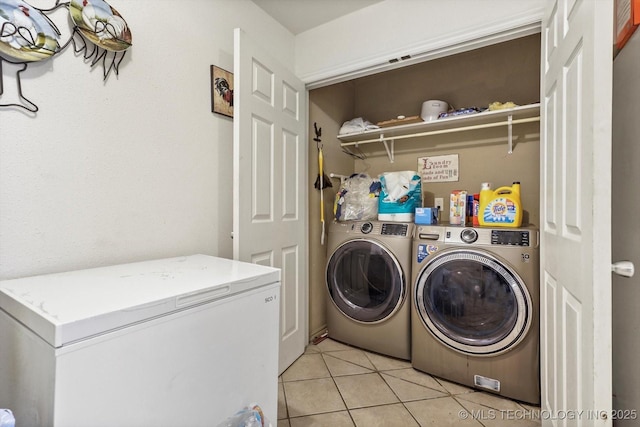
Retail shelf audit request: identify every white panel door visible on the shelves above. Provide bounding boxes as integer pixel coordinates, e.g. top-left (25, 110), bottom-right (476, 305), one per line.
top-left (540, 1), bottom-right (613, 425)
top-left (233, 28), bottom-right (308, 374)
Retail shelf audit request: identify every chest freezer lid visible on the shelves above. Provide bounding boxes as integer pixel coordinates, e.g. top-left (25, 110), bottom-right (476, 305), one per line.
top-left (0, 255), bottom-right (280, 348)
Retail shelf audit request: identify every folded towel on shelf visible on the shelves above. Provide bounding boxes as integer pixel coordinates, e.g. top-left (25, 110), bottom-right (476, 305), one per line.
top-left (339, 118), bottom-right (380, 135)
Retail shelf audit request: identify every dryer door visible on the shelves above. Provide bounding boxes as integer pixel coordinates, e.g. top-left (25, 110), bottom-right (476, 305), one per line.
top-left (414, 249), bottom-right (531, 355)
top-left (326, 239), bottom-right (405, 323)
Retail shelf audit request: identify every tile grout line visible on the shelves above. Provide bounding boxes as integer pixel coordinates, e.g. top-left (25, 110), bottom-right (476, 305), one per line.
top-left (281, 340), bottom-right (541, 426)
top-left (278, 376), bottom-right (290, 424)
top-left (311, 343), bottom-right (443, 425)
top-left (451, 392), bottom-right (541, 427)
top-left (377, 369), bottom-right (423, 426)
top-left (281, 345), bottom-right (358, 425)
top-left (332, 345), bottom-right (440, 426)
top-left (323, 345), bottom-right (360, 426)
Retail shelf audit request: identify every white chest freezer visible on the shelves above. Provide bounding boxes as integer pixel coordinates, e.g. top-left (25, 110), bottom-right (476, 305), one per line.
top-left (0, 255), bottom-right (281, 427)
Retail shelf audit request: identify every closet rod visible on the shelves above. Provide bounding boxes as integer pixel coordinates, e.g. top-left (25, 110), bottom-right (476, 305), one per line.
top-left (341, 116), bottom-right (540, 147)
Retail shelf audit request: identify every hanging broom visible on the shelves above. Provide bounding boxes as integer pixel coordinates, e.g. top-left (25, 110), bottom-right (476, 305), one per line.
top-left (313, 123), bottom-right (332, 245)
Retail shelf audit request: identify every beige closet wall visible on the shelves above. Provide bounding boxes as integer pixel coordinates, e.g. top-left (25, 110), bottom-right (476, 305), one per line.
top-left (351, 34), bottom-right (541, 223)
top-left (308, 82), bottom-right (356, 338)
top-left (308, 34), bottom-right (541, 339)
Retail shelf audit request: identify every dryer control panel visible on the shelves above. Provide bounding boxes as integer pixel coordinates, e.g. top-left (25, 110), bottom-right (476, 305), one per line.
top-left (352, 221), bottom-right (413, 237)
top-left (380, 223), bottom-right (409, 237)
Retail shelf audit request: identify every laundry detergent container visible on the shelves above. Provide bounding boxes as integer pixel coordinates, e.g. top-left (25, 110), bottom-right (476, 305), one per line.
top-left (378, 171), bottom-right (422, 222)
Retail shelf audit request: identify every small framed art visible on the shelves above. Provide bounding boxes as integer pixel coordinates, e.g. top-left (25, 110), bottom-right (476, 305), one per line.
top-left (211, 65), bottom-right (234, 117)
top-left (615, 0), bottom-right (640, 54)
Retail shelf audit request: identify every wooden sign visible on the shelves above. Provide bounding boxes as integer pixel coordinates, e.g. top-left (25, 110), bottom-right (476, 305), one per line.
top-left (418, 154), bottom-right (459, 183)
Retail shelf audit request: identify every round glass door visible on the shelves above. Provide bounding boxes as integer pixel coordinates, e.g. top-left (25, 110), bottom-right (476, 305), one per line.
top-left (414, 249), bottom-right (531, 355)
top-left (326, 239), bottom-right (405, 323)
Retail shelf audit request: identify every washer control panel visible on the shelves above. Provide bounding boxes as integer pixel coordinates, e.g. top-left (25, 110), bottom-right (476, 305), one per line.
top-left (443, 227), bottom-right (538, 248)
top-left (491, 230), bottom-right (530, 246)
top-left (460, 228), bottom-right (478, 243)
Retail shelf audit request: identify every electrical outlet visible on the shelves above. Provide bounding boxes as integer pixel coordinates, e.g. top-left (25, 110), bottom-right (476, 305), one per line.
top-left (435, 197), bottom-right (444, 210)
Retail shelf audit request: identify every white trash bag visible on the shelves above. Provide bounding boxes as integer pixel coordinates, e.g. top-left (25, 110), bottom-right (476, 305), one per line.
top-left (334, 173), bottom-right (381, 221)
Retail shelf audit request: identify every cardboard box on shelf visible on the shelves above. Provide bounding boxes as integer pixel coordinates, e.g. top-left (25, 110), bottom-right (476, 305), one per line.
top-left (415, 207), bottom-right (439, 225)
top-left (449, 190), bottom-right (467, 226)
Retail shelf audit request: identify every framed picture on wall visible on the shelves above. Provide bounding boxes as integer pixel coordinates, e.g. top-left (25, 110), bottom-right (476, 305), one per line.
top-left (615, 0), bottom-right (640, 54)
top-left (211, 65), bottom-right (234, 117)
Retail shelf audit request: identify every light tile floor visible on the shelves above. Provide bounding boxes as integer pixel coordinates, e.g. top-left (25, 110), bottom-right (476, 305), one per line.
top-left (277, 339), bottom-right (541, 427)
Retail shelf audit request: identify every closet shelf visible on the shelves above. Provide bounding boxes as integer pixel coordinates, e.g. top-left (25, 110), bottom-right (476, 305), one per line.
top-left (337, 103), bottom-right (540, 162)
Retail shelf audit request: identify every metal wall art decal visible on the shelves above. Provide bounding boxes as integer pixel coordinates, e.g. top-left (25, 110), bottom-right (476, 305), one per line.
top-left (68, 0), bottom-right (131, 78)
top-left (0, 0), bottom-right (61, 61)
top-left (0, 0), bottom-right (133, 113)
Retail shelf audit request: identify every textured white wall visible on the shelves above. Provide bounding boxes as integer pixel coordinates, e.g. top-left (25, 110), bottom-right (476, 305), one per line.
top-left (0, 0), bottom-right (294, 279)
top-left (294, 0), bottom-right (546, 84)
top-left (0, 0), bottom-right (546, 280)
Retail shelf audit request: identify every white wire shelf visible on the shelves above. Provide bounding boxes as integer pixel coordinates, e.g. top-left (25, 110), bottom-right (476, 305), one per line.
top-left (337, 103), bottom-right (540, 162)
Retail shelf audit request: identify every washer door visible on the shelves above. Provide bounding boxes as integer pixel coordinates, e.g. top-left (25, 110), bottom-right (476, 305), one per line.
top-left (327, 239), bottom-right (405, 323)
top-left (414, 249), bottom-right (532, 355)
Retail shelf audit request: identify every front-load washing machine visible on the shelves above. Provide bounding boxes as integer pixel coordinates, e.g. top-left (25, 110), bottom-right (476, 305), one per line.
top-left (326, 220), bottom-right (415, 360)
top-left (411, 225), bottom-right (540, 404)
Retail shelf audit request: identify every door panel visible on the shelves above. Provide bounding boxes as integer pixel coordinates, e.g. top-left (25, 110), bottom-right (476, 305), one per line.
top-left (252, 117), bottom-right (273, 221)
top-left (540, 0), bottom-right (613, 425)
top-left (281, 246), bottom-right (299, 341)
top-left (234, 28), bottom-right (308, 374)
top-left (282, 130), bottom-right (299, 219)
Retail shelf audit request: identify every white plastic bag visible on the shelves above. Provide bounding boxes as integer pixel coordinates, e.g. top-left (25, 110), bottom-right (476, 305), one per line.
top-left (0, 410), bottom-right (15, 427)
top-left (216, 404), bottom-right (270, 427)
top-left (338, 118), bottom-right (380, 135)
top-left (334, 173), bottom-right (380, 221)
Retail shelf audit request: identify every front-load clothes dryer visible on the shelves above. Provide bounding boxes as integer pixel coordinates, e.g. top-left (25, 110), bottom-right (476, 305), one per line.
top-left (326, 220), bottom-right (415, 360)
top-left (411, 225), bottom-right (540, 404)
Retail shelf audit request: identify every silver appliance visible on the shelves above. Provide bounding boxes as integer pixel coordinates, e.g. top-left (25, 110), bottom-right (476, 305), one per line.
top-left (411, 225), bottom-right (540, 404)
top-left (326, 220), bottom-right (414, 360)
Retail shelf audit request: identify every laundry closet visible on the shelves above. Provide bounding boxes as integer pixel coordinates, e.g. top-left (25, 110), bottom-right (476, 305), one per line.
top-left (307, 33), bottom-right (541, 340)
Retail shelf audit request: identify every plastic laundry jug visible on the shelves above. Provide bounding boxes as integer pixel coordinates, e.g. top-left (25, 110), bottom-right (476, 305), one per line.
top-left (478, 182), bottom-right (492, 222)
top-left (478, 181), bottom-right (523, 227)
